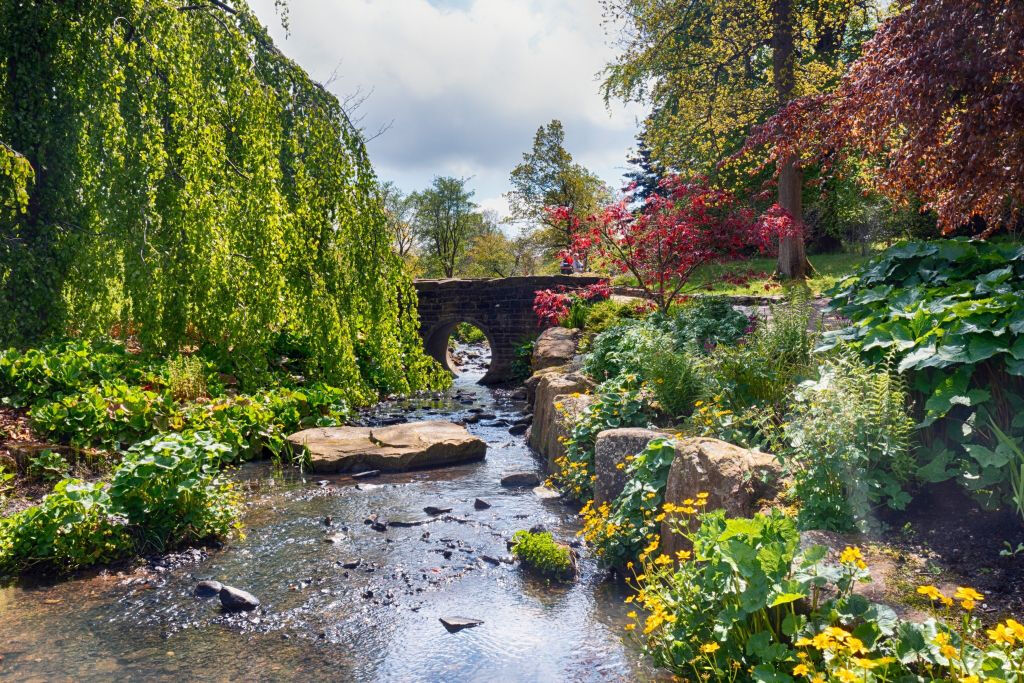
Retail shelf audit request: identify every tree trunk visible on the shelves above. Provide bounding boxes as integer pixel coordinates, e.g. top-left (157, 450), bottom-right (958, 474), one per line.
top-left (772, 0), bottom-right (810, 280)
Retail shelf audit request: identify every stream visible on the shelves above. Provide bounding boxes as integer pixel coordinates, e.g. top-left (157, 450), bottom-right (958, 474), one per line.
top-left (0, 344), bottom-right (658, 682)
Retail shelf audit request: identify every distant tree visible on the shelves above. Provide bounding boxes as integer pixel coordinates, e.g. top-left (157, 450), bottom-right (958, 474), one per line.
top-left (379, 181), bottom-right (417, 260)
top-left (747, 0), bottom-right (1024, 236)
top-left (622, 132), bottom-right (666, 206)
top-left (461, 227), bottom-right (542, 278)
top-left (506, 120), bottom-right (610, 261)
top-left (413, 177), bottom-right (477, 278)
top-left (601, 0), bottom-right (883, 278)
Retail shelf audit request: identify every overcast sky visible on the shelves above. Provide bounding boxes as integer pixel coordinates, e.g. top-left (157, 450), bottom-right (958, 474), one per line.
top-left (248, 0), bottom-right (644, 220)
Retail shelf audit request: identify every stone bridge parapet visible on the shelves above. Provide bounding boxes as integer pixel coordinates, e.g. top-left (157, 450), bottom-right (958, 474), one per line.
top-left (414, 275), bottom-right (604, 384)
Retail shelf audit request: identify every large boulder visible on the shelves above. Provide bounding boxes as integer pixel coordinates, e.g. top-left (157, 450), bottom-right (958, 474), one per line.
top-left (660, 438), bottom-right (783, 558)
top-left (288, 421), bottom-right (486, 473)
top-left (531, 327), bottom-right (581, 372)
top-left (593, 428), bottom-right (667, 506)
top-left (527, 371), bottom-right (594, 471)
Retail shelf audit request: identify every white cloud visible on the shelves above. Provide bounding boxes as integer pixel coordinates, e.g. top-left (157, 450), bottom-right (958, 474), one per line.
top-left (248, 0), bottom-right (643, 218)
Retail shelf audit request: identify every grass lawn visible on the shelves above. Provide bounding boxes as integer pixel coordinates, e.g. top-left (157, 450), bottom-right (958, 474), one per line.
top-left (612, 250), bottom-right (875, 297)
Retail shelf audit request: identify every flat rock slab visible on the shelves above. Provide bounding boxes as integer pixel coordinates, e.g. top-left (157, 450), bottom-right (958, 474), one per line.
top-left (440, 616), bottom-right (484, 632)
top-left (501, 471), bottom-right (541, 488)
top-left (289, 421), bottom-right (487, 474)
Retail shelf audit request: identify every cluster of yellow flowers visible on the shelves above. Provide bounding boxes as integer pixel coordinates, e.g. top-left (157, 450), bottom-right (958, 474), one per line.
top-left (790, 626), bottom-right (895, 681)
top-left (987, 618), bottom-right (1024, 647)
top-left (838, 545), bottom-right (867, 571)
top-left (916, 584), bottom-right (984, 611)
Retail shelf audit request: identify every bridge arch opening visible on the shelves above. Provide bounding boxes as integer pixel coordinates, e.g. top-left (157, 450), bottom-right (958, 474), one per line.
top-left (424, 319), bottom-right (493, 381)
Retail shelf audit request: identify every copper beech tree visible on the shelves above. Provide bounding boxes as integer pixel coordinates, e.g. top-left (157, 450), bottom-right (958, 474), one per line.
top-left (555, 177), bottom-right (792, 314)
top-left (746, 0), bottom-right (1024, 234)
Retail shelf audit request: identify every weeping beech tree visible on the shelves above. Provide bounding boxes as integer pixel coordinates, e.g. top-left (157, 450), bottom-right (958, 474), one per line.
top-left (0, 1), bottom-right (445, 398)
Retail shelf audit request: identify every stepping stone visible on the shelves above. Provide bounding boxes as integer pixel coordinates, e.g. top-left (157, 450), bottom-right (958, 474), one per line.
top-left (474, 498), bottom-right (492, 510)
top-left (501, 471), bottom-right (540, 488)
top-left (424, 506), bottom-right (452, 515)
top-left (440, 616), bottom-right (484, 633)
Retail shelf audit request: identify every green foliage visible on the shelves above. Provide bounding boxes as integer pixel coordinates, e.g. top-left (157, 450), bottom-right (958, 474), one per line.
top-left (632, 511), bottom-right (1023, 680)
top-left (990, 421), bottom-right (1024, 524)
top-left (0, 340), bottom-right (141, 409)
top-left (823, 239), bottom-right (1024, 505)
top-left (0, 462), bottom-right (13, 510)
top-left (27, 449), bottom-right (70, 483)
top-left (109, 432), bottom-right (240, 553)
top-left (562, 299), bottom-right (591, 330)
top-left (550, 374), bottom-right (651, 500)
top-left (585, 319), bottom-right (673, 382)
top-left (0, 1), bottom-right (444, 397)
top-left (646, 350), bottom-right (707, 420)
top-left (511, 530), bottom-right (573, 580)
top-left (0, 433), bottom-right (242, 574)
top-left (710, 298), bottom-right (817, 413)
top-left (452, 323), bottom-right (486, 345)
top-left (669, 297), bottom-right (751, 351)
top-left (581, 298), bottom-right (646, 340)
top-left (786, 353), bottom-right (917, 532)
top-left (510, 339), bottom-right (535, 381)
top-left (0, 480), bottom-right (133, 574)
top-left (581, 438), bottom-right (677, 567)
top-left (165, 355), bottom-right (208, 402)
top-left (29, 380), bottom-right (177, 449)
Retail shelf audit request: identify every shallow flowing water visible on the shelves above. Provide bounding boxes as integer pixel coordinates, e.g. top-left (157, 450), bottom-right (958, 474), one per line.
top-left (0, 347), bottom-right (658, 682)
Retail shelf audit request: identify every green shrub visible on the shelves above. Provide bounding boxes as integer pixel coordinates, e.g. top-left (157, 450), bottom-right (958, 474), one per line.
top-left (710, 298), bottom-right (817, 413)
top-left (786, 353), bottom-right (917, 532)
top-left (27, 449), bottom-right (70, 483)
top-left (0, 479), bottom-right (133, 573)
top-left (581, 438), bottom-right (677, 567)
top-left (562, 299), bottom-right (591, 330)
top-left (630, 509), bottom-right (1024, 680)
top-left (510, 339), bottom-right (535, 381)
top-left (164, 355), bottom-right (209, 402)
top-left (583, 299), bottom-right (645, 339)
top-left (29, 380), bottom-right (178, 448)
top-left (550, 374), bottom-right (652, 500)
top-left (511, 530), bottom-right (574, 579)
top-left (646, 349), bottom-right (708, 420)
top-left (0, 340), bottom-right (141, 408)
top-left (668, 297), bottom-right (751, 351)
top-left (109, 432), bottom-right (240, 553)
top-left (585, 319), bottom-right (673, 382)
top-left (452, 323), bottom-right (487, 344)
top-left (822, 238), bottom-right (1024, 509)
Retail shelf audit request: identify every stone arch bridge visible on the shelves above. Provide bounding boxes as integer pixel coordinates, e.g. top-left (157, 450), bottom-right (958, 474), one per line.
top-left (414, 275), bottom-right (603, 384)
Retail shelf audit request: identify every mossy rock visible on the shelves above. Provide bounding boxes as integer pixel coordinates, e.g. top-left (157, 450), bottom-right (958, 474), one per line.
top-left (510, 530), bottom-right (577, 581)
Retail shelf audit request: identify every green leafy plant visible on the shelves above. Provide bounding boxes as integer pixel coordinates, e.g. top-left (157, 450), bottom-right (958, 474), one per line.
top-left (990, 420), bottom-right (1024, 524)
top-left (109, 432), bottom-right (241, 553)
top-left (0, 340), bottom-right (141, 408)
top-left (164, 355), bottom-right (209, 402)
top-left (646, 349), bottom-right (707, 420)
top-left (668, 297), bottom-right (752, 351)
top-left (823, 239), bottom-right (1024, 506)
top-left (510, 339), bottom-right (535, 381)
top-left (511, 530), bottom-right (574, 580)
top-left (585, 319), bottom-right (673, 382)
top-left (27, 449), bottom-right (70, 483)
top-left (0, 479), bottom-right (133, 574)
top-left (628, 509), bottom-right (1024, 680)
top-left (451, 323), bottom-right (487, 344)
top-left (710, 297), bottom-right (817, 413)
top-left (581, 438), bottom-right (678, 567)
top-left (786, 352), bottom-right (917, 532)
top-left (550, 374), bottom-right (652, 500)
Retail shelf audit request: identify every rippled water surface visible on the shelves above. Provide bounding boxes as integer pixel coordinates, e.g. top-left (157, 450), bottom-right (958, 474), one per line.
top-left (0, 348), bottom-right (658, 682)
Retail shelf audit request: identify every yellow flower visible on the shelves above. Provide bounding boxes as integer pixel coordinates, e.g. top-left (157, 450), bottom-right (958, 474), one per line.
top-left (794, 637), bottom-right (813, 648)
top-left (954, 586), bottom-right (983, 601)
top-left (700, 642), bottom-right (720, 654)
top-left (627, 611), bottom-right (637, 619)
top-left (933, 632), bottom-right (951, 647)
top-left (654, 554), bottom-right (672, 566)
top-left (845, 637), bottom-right (867, 654)
top-left (940, 644), bottom-right (959, 660)
top-left (624, 623), bottom-right (635, 631)
top-left (615, 462), bottom-right (625, 470)
top-left (987, 622), bottom-right (1017, 646)
top-left (960, 676), bottom-right (980, 683)
top-left (675, 550), bottom-right (691, 561)
top-left (839, 546), bottom-right (868, 570)
top-left (917, 585), bottom-right (944, 601)
top-left (960, 598), bottom-right (976, 611)
top-left (792, 664), bottom-right (811, 677)
top-left (834, 668), bottom-right (859, 683)
top-left (1007, 618), bottom-right (1024, 639)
